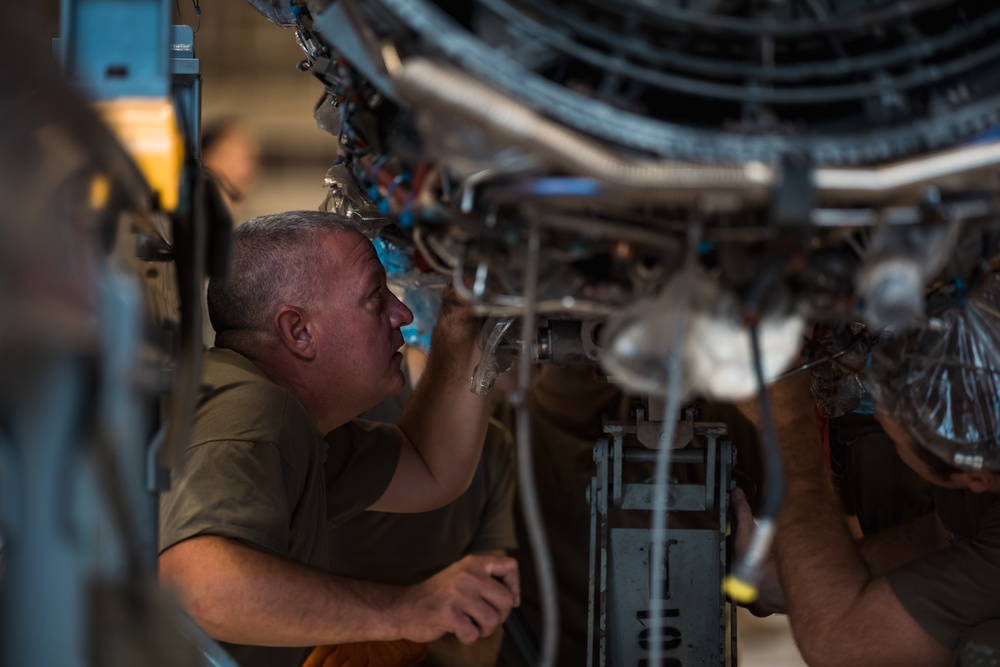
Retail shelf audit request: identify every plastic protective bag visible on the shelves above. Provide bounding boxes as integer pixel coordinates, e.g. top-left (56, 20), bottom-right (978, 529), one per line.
top-left (372, 236), bottom-right (447, 353)
top-left (470, 316), bottom-right (518, 395)
top-left (865, 272), bottom-right (1000, 471)
top-left (320, 162), bottom-right (393, 235)
top-left (809, 323), bottom-right (871, 418)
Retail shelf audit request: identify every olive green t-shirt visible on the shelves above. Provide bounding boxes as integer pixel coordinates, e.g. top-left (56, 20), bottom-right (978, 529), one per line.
top-left (326, 419), bottom-right (517, 584)
top-left (158, 347), bottom-right (400, 667)
top-left (887, 486), bottom-right (1000, 650)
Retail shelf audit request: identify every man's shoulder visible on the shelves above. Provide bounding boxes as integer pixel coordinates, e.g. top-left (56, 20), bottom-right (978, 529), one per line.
top-left (202, 348), bottom-right (289, 402)
top-left (203, 347), bottom-right (267, 382)
top-left (196, 348), bottom-right (313, 446)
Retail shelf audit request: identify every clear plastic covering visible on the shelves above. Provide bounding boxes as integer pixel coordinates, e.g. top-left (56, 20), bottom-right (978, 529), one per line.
top-left (809, 323), bottom-right (871, 419)
top-left (371, 236), bottom-right (448, 352)
top-left (601, 263), bottom-right (805, 401)
top-left (812, 364), bottom-right (866, 419)
top-left (398, 281), bottom-right (444, 352)
top-left (470, 316), bottom-right (517, 395)
top-left (865, 272), bottom-right (1000, 471)
top-left (320, 163), bottom-right (393, 235)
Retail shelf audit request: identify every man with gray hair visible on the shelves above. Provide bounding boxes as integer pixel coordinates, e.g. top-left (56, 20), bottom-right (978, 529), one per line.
top-left (732, 273), bottom-right (1000, 666)
top-left (158, 210), bottom-right (519, 667)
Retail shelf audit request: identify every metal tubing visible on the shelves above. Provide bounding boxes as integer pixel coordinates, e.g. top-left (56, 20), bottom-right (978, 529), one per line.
top-left (647, 276), bottom-right (691, 667)
top-left (394, 58), bottom-right (1000, 199)
top-left (395, 58), bottom-right (775, 192)
top-left (510, 218), bottom-right (560, 667)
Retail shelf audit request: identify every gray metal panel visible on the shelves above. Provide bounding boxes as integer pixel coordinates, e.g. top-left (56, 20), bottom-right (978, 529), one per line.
top-left (606, 528), bottom-right (725, 667)
top-left (621, 483), bottom-right (707, 512)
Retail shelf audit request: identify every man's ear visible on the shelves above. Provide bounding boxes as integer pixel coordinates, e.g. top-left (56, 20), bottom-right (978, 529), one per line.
top-left (952, 471), bottom-right (997, 494)
top-left (274, 305), bottom-right (315, 360)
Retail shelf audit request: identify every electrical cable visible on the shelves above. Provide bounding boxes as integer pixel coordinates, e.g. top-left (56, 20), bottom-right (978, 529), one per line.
top-left (646, 268), bottom-right (691, 667)
top-left (509, 218), bottom-right (560, 667)
top-left (722, 259), bottom-right (787, 603)
top-left (413, 227), bottom-right (455, 276)
top-left (722, 321), bottom-right (786, 604)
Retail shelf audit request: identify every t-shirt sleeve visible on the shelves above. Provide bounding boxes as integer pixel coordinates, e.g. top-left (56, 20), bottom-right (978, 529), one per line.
top-left (324, 419), bottom-right (402, 525)
top-left (886, 508), bottom-right (1000, 649)
top-left (158, 440), bottom-right (292, 556)
top-left (467, 419), bottom-right (519, 554)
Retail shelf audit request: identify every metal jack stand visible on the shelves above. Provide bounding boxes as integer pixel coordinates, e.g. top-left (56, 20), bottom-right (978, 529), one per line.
top-left (587, 407), bottom-right (737, 666)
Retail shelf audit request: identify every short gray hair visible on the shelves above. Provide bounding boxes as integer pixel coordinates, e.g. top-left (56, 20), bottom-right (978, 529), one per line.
top-left (208, 210), bottom-right (353, 336)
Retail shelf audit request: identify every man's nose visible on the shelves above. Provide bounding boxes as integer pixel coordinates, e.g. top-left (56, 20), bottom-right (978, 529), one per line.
top-left (390, 291), bottom-right (414, 327)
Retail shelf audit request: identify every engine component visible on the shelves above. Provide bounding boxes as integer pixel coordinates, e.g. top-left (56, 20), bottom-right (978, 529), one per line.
top-left (278, 0), bottom-right (1000, 373)
top-left (602, 262), bottom-right (805, 399)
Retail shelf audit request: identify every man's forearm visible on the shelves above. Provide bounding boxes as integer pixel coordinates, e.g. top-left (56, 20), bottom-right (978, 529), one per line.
top-left (387, 294), bottom-right (491, 511)
top-left (761, 378), bottom-right (950, 667)
top-left (400, 311), bottom-right (486, 467)
top-left (161, 536), bottom-right (519, 649)
top-left (774, 416), bottom-right (877, 658)
top-left (160, 536), bottom-right (408, 647)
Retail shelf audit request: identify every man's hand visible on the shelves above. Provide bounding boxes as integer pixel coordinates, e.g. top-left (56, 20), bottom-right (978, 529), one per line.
top-left (431, 283), bottom-right (484, 350)
top-left (397, 554), bottom-right (520, 645)
top-left (730, 487), bottom-right (786, 617)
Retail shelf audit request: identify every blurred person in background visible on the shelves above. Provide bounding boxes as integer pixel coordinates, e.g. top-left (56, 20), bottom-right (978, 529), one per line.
top-left (199, 117), bottom-right (264, 348)
top-left (201, 117), bottom-right (261, 217)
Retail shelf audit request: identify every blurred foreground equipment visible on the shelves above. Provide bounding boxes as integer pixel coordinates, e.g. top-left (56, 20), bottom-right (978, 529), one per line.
top-left (0, 2), bottom-right (233, 666)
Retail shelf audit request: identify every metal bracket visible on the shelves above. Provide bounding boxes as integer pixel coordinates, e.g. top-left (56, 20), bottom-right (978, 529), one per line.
top-left (588, 408), bottom-right (737, 667)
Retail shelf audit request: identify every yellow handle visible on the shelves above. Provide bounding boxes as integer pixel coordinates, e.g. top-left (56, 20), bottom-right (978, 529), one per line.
top-left (723, 574), bottom-right (759, 604)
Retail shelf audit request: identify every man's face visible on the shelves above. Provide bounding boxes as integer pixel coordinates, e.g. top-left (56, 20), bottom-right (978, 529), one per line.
top-left (309, 229), bottom-right (413, 416)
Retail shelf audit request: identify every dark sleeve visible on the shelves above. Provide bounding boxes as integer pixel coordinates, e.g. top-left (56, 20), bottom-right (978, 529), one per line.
top-left (324, 419), bottom-right (402, 525)
top-left (467, 419), bottom-right (519, 554)
top-left (159, 440), bottom-right (292, 556)
top-left (886, 508), bottom-right (1000, 649)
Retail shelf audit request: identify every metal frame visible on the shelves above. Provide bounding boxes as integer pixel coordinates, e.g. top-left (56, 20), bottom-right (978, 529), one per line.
top-left (588, 409), bottom-right (738, 666)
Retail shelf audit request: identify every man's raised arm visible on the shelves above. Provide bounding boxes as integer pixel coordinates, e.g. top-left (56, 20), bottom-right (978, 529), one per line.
top-left (371, 286), bottom-right (493, 513)
top-left (738, 374), bottom-right (950, 667)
